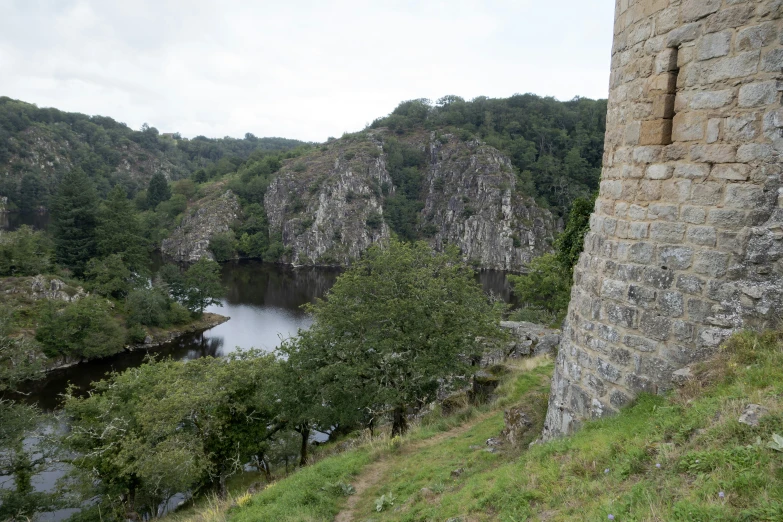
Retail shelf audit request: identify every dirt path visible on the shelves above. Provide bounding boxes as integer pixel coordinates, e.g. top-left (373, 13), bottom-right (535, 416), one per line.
top-left (333, 412), bottom-right (494, 522)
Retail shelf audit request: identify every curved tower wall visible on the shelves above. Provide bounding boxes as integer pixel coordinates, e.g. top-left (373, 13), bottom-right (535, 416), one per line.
top-left (544, 0), bottom-right (783, 438)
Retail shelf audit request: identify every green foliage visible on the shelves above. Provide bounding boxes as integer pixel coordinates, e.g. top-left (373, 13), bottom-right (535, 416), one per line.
top-left (95, 185), bottom-right (149, 272)
top-left (125, 287), bottom-right (175, 327)
top-left (0, 306), bottom-right (43, 392)
top-left (51, 168), bottom-right (98, 275)
top-left (509, 255), bottom-right (571, 319)
top-left (210, 231), bottom-right (238, 262)
top-left (146, 172), bottom-right (172, 209)
top-left (0, 225), bottom-right (52, 276)
top-left (555, 193), bottom-right (596, 269)
top-left (35, 296), bottom-right (125, 359)
top-left (279, 240), bottom-right (504, 436)
top-left (62, 352), bottom-right (283, 514)
top-left (509, 194), bottom-right (595, 324)
top-left (160, 258), bottom-right (224, 316)
top-left (375, 492), bottom-right (396, 512)
top-left (85, 254), bottom-right (134, 298)
top-left (371, 94), bottom-right (606, 215)
top-left (380, 139), bottom-right (427, 241)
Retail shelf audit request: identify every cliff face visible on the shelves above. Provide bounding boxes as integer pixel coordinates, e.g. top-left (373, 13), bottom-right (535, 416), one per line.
top-left (265, 131), bottom-right (557, 271)
top-left (421, 134), bottom-right (556, 270)
top-left (264, 135), bottom-right (393, 266)
top-left (161, 189), bottom-right (241, 263)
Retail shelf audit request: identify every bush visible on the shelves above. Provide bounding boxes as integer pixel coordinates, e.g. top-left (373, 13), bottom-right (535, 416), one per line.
top-left (209, 231), bottom-right (237, 262)
top-left (125, 287), bottom-right (171, 327)
top-left (36, 297), bottom-right (125, 359)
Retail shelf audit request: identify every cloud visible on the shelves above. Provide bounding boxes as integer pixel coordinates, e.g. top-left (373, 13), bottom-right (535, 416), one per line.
top-left (0, 0), bottom-right (615, 142)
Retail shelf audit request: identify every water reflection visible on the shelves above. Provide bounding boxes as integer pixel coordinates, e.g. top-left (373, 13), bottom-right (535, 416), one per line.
top-left (0, 211), bottom-right (50, 231)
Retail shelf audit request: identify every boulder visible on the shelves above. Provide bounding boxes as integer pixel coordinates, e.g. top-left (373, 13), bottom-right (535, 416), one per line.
top-left (500, 407), bottom-right (533, 447)
top-left (29, 275), bottom-right (86, 302)
top-left (738, 404), bottom-right (769, 427)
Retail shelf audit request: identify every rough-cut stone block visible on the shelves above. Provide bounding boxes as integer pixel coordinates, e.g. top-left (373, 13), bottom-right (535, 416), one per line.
top-left (737, 143), bottom-right (774, 162)
top-left (640, 312), bottom-right (672, 341)
top-left (710, 164), bottom-right (751, 181)
top-left (708, 209), bottom-right (747, 228)
top-left (683, 0), bottom-right (721, 23)
top-left (686, 226), bottom-right (718, 247)
top-left (724, 114), bottom-right (759, 141)
top-left (737, 23), bottom-right (778, 51)
top-left (739, 81), bottom-right (781, 107)
top-left (659, 291), bottom-right (685, 317)
top-left (761, 49), bottom-right (783, 72)
top-left (690, 145), bottom-right (737, 163)
top-left (676, 274), bottom-right (705, 295)
top-left (697, 31), bottom-right (732, 60)
top-left (628, 284), bottom-right (657, 307)
top-left (643, 266), bottom-right (675, 289)
top-left (704, 5), bottom-right (756, 33)
top-left (701, 51), bottom-right (761, 83)
top-left (677, 89), bottom-right (734, 111)
top-left (673, 112), bottom-right (706, 141)
top-left (646, 164), bottom-right (673, 180)
top-left (693, 251), bottom-right (731, 277)
top-left (640, 120), bottom-right (673, 145)
top-left (629, 242), bottom-right (655, 263)
top-left (681, 206), bottom-right (707, 224)
top-left (666, 22), bottom-right (702, 47)
top-left (689, 183), bottom-right (723, 206)
top-left (650, 222), bottom-right (686, 243)
top-left (597, 358), bottom-right (623, 383)
top-left (660, 246), bottom-right (694, 270)
top-left (707, 119), bottom-right (721, 143)
top-left (724, 184), bottom-right (765, 208)
top-left (674, 163), bottom-right (710, 180)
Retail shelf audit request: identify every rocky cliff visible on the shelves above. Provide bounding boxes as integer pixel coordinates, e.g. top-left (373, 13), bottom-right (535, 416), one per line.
top-left (161, 189), bottom-right (241, 262)
top-left (265, 130), bottom-right (557, 271)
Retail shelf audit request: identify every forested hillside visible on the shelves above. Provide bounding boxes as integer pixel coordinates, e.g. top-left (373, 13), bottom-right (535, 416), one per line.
top-left (0, 97), bottom-right (307, 211)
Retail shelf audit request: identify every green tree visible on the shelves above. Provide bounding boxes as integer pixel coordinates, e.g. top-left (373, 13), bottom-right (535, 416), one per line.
top-left (95, 185), bottom-right (149, 272)
top-left (555, 194), bottom-right (596, 270)
top-left (182, 258), bottom-right (224, 315)
top-left (508, 254), bottom-right (572, 324)
top-left (50, 168), bottom-right (98, 275)
top-left (63, 352), bottom-right (283, 514)
top-left (85, 254), bottom-right (134, 298)
top-left (35, 296), bottom-right (125, 359)
top-left (0, 307), bottom-right (60, 520)
top-left (0, 225), bottom-right (52, 276)
top-left (146, 172), bottom-right (171, 209)
top-left (279, 240), bottom-right (504, 436)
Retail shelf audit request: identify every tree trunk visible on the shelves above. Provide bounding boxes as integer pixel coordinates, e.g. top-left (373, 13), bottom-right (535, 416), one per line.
top-left (298, 425), bottom-right (310, 467)
top-left (391, 406), bottom-right (408, 437)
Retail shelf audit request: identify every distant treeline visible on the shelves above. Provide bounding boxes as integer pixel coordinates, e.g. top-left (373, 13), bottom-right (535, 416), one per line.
top-left (0, 96), bottom-right (308, 210)
top-left (370, 94), bottom-right (607, 215)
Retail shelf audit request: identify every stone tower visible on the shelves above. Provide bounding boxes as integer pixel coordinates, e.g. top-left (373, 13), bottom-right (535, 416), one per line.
top-left (543, 0), bottom-right (783, 438)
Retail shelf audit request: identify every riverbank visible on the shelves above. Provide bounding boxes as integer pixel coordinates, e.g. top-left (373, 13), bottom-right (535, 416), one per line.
top-left (39, 312), bottom-right (231, 373)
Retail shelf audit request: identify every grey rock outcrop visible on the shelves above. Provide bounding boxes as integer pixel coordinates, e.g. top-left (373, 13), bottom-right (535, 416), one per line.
top-left (500, 407), bottom-right (533, 447)
top-left (265, 136), bottom-right (392, 266)
top-left (482, 321), bottom-right (561, 366)
top-left (29, 275), bottom-right (86, 302)
top-left (162, 190), bottom-right (240, 263)
top-left (264, 131), bottom-right (556, 270)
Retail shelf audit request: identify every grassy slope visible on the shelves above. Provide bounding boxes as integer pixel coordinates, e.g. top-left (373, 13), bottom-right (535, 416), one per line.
top-left (188, 331), bottom-right (783, 522)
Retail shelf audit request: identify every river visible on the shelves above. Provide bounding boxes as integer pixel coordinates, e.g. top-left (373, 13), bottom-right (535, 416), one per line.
top-left (18, 258), bottom-right (515, 411)
top-left (3, 211), bottom-right (517, 518)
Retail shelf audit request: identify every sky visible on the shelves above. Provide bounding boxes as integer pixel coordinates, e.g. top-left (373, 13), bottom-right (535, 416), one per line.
top-left (0, 0), bottom-right (616, 143)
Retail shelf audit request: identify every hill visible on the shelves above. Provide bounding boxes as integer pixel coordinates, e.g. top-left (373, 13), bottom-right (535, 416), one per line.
top-left (176, 329), bottom-right (783, 521)
top-left (0, 97), bottom-right (307, 212)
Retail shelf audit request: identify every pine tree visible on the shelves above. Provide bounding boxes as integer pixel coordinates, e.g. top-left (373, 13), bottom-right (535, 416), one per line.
top-left (146, 172), bottom-right (171, 209)
top-left (51, 168), bottom-right (98, 275)
top-left (96, 185), bottom-right (148, 272)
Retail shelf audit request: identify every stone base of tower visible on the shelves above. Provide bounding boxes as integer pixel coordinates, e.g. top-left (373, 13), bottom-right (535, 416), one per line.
top-left (542, 0), bottom-right (783, 439)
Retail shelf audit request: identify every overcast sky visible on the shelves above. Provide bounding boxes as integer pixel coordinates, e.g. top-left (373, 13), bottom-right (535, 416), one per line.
top-left (0, 1), bottom-right (615, 143)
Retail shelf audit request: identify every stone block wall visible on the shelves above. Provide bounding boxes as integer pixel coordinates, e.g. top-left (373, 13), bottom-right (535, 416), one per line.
top-left (543, 0), bottom-right (783, 439)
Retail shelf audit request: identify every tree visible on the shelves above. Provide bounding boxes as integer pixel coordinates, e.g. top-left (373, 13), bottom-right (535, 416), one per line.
top-left (0, 225), bottom-right (52, 276)
top-left (35, 296), bottom-right (125, 359)
top-left (146, 172), bottom-right (171, 209)
top-left (0, 307), bottom-right (60, 520)
top-left (279, 240), bottom-right (504, 436)
top-left (85, 254), bottom-right (133, 298)
top-left (63, 352), bottom-right (283, 514)
top-left (96, 185), bottom-right (149, 272)
top-left (50, 168), bottom-right (98, 275)
top-left (182, 258), bottom-right (224, 315)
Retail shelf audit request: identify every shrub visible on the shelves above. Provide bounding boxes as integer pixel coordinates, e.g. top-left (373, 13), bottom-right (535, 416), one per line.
top-left (36, 297), bottom-right (125, 359)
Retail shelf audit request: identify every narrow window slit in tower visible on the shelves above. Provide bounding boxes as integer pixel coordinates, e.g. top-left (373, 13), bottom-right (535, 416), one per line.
top-left (660, 47), bottom-right (679, 145)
